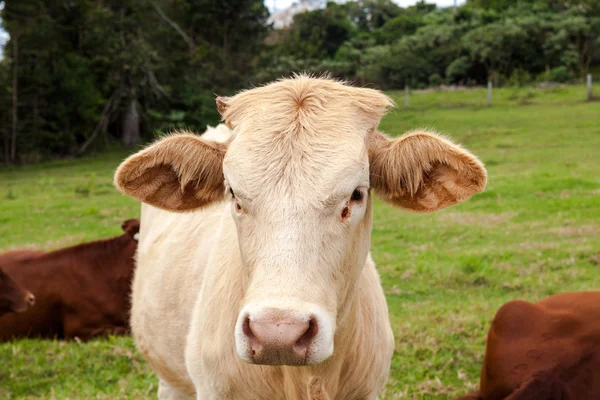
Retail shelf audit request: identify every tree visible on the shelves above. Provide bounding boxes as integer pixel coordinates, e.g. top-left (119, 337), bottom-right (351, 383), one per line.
top-left (375, 13), bottom-right (424, 44)
top-left (462, 19), bottom-right (527, 84)
top-left (1, 0), bottom-right (598, 163)
top-left (277, 2), bottom-right (355, 59)
top-left (343, 0), bottom-right (402, 32)
top-left (2, 0), bottom-right (37, 162)
top-left (0, 0), bottom-right (270, 162)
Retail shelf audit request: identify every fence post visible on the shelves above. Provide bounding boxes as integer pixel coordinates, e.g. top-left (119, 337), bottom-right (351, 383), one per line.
top-left (587, 74), bottom-right (592, 101)
top-left (404, 85), bottom-right (409, 108)
top-left (487, 80), bottom-right (492, 107)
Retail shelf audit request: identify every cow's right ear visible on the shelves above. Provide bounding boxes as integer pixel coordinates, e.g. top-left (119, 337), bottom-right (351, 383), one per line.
top-left (114, 133), bottom-right (227, 212)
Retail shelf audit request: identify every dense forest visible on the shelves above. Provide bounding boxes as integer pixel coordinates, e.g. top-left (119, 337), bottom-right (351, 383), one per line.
top-left (1, 0), bottom-right (598, 163)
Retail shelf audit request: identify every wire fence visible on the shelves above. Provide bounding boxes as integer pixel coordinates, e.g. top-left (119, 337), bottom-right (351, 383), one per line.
top-left (402, 74), bottom-right (597, 108)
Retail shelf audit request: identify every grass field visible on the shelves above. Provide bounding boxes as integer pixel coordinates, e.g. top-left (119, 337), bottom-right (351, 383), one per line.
top-left (1, 84), bottom-right (599, 399)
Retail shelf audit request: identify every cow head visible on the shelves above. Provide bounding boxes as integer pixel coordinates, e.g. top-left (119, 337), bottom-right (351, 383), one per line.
top-left (114, 76), bottom-right (486, 366)
top-left (0, 266), bottom-right (35, 315)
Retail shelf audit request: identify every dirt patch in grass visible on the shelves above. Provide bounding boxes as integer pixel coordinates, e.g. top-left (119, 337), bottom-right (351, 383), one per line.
top-left (415, 378), bottom-right (455, 397)
top-left (37, 235), bottom-right (86, 251)
top-left (410, 243), bottom-right (432, 252)
top-left (0, 243), bottom-right (42, 252)
top-left (439, 212), bottom-right (515, 226)
top-left (518, 241), bottom-right (559, 250)
top-left (547, 225), bottom-right (600, 236)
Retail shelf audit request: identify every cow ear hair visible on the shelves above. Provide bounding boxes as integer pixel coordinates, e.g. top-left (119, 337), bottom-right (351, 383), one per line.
top-left (115, 133), bottom-right (227, 212)
top-left (369, 130), bottom-right (487, 212)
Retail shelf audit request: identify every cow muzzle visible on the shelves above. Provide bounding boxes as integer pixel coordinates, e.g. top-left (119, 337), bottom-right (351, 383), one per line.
top-left (235, 304), bottom-right (334, 366)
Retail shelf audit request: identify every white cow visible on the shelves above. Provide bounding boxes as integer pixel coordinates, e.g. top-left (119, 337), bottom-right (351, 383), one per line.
top-left (114, 76), bottom-right (487, 400)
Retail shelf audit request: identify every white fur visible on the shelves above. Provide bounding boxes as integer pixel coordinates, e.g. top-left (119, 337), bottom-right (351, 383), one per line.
top-left (201, 124), bottom-right (232, 143)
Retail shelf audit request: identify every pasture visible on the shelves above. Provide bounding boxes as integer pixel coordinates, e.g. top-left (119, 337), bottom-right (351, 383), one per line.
top-left (1, 84), bottom-right (599, 399)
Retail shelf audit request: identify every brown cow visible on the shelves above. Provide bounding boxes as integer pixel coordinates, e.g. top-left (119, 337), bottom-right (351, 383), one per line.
top-left (0, 219), bottom-right (140, 341)
top-left (0, 250), bottom-right (46, 264)
top-left (458, 292), bottom-right (600, 400)
top-left (0, 267), bottom-right (35, 316)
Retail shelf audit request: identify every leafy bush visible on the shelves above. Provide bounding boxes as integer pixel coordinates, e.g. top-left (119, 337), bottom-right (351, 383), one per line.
top-left (550, 66), bottom-right (571, 83)
top-left (428, 73), bottom-right (443, 87)
top-left (508, 69), bottom-right (532, 87)
top-left (446, 57), bottom-right (471, 83)
top-left (357, 45), bottom-right (391, 84)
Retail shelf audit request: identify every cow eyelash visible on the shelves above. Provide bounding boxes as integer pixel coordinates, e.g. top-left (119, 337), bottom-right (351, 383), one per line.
top-left (350, 189), bottom-right (364, 202)
top-left (341, 188), bottom-right (366, 221)
top-left (228, 187), bottom-right (243, 213)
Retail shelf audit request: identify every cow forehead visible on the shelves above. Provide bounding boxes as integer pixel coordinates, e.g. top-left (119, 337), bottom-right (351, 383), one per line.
top-left (220, 75), bottom-right (391, 136)
top-left (224, 130), bottom-right (368, 203)
top-left (219, 76), bottom-right (387, 204)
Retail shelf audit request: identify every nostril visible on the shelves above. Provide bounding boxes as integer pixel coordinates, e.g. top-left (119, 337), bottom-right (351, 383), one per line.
top-left (295, 318), bottom-right (318, 351)
top-left (28, 294), bottom-right (35, 306)
top-left (242, 317), bottom-right (258, 356)
top-left (243, 317), bottom-right (255, 339)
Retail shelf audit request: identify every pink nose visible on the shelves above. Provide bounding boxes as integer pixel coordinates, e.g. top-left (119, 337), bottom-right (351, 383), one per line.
top-left (242, 314), bottom-right (318, 365)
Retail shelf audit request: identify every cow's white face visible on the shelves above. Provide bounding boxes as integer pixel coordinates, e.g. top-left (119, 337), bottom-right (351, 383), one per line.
top-left (224, 126), bottom-right (373, 365)
top-left (114, 76), bottom-right (487, 367)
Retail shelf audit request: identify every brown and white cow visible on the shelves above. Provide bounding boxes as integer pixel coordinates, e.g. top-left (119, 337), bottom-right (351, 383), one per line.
top-left (458, 291), bottom-right (600, 400)
top-left (114, 76), bottom-right (487, 399)
top-left (0, 219), bottom-right (140, 340)
top-left (0, 267), bottom-right (35, 317)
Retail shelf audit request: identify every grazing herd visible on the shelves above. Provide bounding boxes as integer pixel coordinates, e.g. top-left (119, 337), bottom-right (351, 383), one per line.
top-left (1, 76), bottom-right (597, 399)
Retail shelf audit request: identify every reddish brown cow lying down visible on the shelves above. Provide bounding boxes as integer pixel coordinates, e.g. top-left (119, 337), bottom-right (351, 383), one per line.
top-left (0, 267), bottom-right (35, 317)
top-left (458, 291), bottom-right (600, 400)
top-left (0, 219), bottom-right (140, 341)
top-left (0, 249), bottom-right (46, 263)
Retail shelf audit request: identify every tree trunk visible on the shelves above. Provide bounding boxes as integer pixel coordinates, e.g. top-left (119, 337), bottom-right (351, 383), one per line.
top-left (580, 37), bottom-right (591, 77)
top-left (491, 70), bottom-right (499, 87)
top-left (121, 98), bottom-right (140, 147)
top-left (148, 0), bottom-right (196, 56)
top-left (3, 114), bottom-right (9, 163)
top-left (10, 35), bottom-right (19, 163)
top-left (223, 29), bottom-right (230, 61)
top-left (33, 90), bottom-right (39, 134)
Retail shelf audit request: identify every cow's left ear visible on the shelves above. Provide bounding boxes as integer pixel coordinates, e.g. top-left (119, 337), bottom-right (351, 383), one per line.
top-left (369, 130), bottom-right (487, 212)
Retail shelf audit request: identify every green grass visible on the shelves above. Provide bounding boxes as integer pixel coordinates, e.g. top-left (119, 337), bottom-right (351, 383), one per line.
top-left (1, 84), bottom-right (599, 399)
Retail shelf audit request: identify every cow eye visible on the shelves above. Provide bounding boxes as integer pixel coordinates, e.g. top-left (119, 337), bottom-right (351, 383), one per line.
top-left (229, 187), bottom-right (235, 197)
top-left (351, 189), bottom-right (363, 202)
